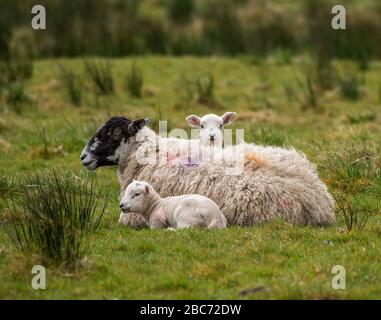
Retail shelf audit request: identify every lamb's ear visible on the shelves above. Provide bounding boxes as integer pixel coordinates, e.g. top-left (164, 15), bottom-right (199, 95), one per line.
top-left (221, 112), bottom-right (237, 126)
top-left (186, 115), bottom-right (201, 128)
top-left (144, 185), bottom-right (150, 194)
top-left (128, 118), bottom-right (149, 135)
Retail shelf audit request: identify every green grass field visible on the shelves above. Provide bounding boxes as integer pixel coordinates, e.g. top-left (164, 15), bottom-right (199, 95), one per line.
top-left (0, 56), bottom-right (380, 299)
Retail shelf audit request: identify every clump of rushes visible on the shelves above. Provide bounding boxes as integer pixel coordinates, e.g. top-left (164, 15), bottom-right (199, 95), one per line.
top-left (126, 63), bottom-right (144, 98)
top-left (338, 73), bottom-right (361, 100)
top-left (85, 60), bottom-right (114, 95)
top-left (322, 144), bottom-right (379, 193)
top-left (196, 74), bottom-right (214, 105)
top-left (347, 112), bottom-right (376, 125)
top-left (0, 173), bottom-right (18, 199)
top-left (5, 171), bottom-right (109, 271)
top-left (334, 193), bottom-right (379, 232)
top-left (0, 59), bottom-right (34, 113)
top-left (4, 82), bottom-right (32, 114)
top-left (298, 71), bottom-right (318, 109)
top-left (59, 65), bottom-right (82, 106)
top-left (0, 59), bottom-right (33, 86)
top-left (175, 76), bottom-right (194, 108)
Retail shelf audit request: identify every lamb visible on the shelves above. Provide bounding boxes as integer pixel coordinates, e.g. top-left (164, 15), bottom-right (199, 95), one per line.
top-left (120, 180), bottom-right (227, 229)
top-left (186, 112), bottom-right (236, 147)
top-left (80, 116), bottom-right (335, 229)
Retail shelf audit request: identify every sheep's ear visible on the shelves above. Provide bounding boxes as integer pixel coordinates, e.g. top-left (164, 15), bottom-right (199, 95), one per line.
top-left (186, 115), bottom-right (201, 128)
top-left (128, 118), bottom-right (148, 135)
top-left (144, 185), bottom-right (150, 194)
top-left (144, 118), bottom-right (152, 127)
top-left (221, 112), bottom-right (236, 125)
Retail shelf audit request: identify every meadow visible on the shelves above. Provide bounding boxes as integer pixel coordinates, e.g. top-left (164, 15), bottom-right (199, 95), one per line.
top-left (0, 56), bottom-right (380, 299)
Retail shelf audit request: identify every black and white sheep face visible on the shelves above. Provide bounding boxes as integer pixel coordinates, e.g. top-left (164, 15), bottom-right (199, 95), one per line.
top-left (81, 117), bottom-right (150, 170)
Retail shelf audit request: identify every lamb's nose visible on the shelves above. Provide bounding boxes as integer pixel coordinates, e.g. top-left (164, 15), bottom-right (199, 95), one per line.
top-left (80, 154), bottom-right (86, 161)
top-left (210, 135), bottom-right (215, 140)
top-left (119, 203), bottom-right (124, 209)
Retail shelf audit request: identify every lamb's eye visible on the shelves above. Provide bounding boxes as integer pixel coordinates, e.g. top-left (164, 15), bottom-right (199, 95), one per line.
top-left (219, 125), bottom-right (223, 129)
top-left (200, 125), bottom-right (204, 129)
top-left (131, 192), bottom-right (140, 199)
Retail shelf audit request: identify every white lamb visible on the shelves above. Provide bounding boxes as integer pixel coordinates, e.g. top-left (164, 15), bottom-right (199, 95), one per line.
top-left (119, 180), bottom-right (227, 229)
top-left (186, 112), bottom-right (236, 147)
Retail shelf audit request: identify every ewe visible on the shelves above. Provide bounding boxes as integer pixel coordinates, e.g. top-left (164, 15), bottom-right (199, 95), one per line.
top-left (186, 112), bottom-right (236, 147)
top-left (120, 180), bottom-right (227, 229)
top-left (81, 117), bottom-right (335, 229)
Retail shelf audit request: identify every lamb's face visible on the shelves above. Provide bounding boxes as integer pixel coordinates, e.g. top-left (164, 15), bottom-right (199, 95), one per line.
top-left (186, 112), bottom-right (236, 147)
top-left (119, 181), bottom-right (150, 213)
top-left (81, 117), bottom-right (150, 170)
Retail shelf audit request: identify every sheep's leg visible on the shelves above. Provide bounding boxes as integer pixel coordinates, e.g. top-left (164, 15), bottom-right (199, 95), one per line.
top-left (118, 212), bottom-right (148, 229)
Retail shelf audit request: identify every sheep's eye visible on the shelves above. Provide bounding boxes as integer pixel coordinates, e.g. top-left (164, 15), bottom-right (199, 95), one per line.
top-left (112, 128), bottom-right (122, 139)
top-left (200, 124), bottom-right (204, 129)
top-left (219, 125), bottom-right (223, 129)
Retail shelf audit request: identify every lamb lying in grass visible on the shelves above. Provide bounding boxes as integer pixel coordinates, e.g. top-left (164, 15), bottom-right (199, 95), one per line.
top-left (119, 180), bottom-right (227, 229)
top-left (186, 112), bottom-right (236, 147)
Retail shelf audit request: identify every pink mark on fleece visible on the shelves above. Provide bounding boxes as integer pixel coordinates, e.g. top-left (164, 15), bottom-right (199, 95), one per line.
top-left (166, 151), bottom-right (179, 165)
top-left (183, 156), bottom-right (199, 167)
top-left (165, 151), bottom-right (199, 168)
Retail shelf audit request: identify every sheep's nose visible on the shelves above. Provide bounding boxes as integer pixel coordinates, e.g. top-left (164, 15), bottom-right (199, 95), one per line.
top-left (210, 135), bottom-right (215, 140)
top-left (119, 203), bottom-right (124, 209)
top-left (80, 153), bottom-right (86, 161)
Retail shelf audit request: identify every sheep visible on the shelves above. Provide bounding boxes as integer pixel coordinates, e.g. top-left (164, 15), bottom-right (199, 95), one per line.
top-left (186, 112), bottom-right (236, 147)
top-left (81, 116), bottom-right (335, 229)
top-left (120, 180), bottom-right (227, 229)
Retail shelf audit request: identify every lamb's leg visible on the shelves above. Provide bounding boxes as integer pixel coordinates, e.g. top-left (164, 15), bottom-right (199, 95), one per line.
top-left (176, 222), bottom-right (192, 229)
top-left (149, 216), bottom-right (168, 229)
top-left (207, 218), bottom-right (226, 229)
top-left (118, 212), bottom-right (148, 229)
top-left (174, 204), bottom-right (202, 229)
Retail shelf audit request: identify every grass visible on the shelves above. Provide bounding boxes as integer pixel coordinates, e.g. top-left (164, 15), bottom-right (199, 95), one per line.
top-left (248, 126), bottom-right (287, 147)
top-left (0, 56), bottom-right (381, 299)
